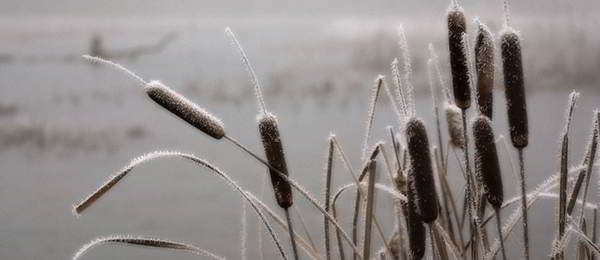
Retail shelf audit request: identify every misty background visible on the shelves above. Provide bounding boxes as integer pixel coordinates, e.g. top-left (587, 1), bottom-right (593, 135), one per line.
top-left (0, 0), bottom-right (599, 259)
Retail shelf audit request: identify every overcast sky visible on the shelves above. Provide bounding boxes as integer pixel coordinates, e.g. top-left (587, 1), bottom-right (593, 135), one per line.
top-left (0, 0), bottom-right (596, 18)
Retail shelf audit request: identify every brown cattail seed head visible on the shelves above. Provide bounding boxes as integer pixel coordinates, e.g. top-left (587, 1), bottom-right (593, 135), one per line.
top-left (258, 113), bottom-right (293, 208)
top-left (445, 102), bottom-right (465, 149)
top-left (406, 177), bottom-right (426, 260)
top-left (447, 8), bottom-right (471, 109)
top-left (145, 81), bottom-right (225, 139)
top-left (501, 29), bottom-right (528, 148)
top-left (405, 118), bottom-right (438, 223)
top-left (473, 116), bottom-right (503, 208)
top-left (475, 22), bottom-right (495, 119)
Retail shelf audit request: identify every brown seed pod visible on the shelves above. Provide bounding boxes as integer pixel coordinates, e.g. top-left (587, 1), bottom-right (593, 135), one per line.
top-left (447, 8), bottom-right (471, 109)
top-left (475, 22), bottom-right (495, 119)
top-left (258, 113), bottom-right (293, 208)
top-left (145, 81), bottom-right (225, 139)
top-left (473, 116), bottom-right (503, 208)
top-left (406, 176), bottom-right (426, 260)
top-left (501, 29), bottom-right (528, 148)
top-left (405, 118), bottom-right (438, 223)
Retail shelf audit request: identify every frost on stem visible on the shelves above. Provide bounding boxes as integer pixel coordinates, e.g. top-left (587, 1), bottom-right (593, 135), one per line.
top-left (225, 27), bottom-right (267, 115)
top-left (397, 25), bottom-right (416, 117)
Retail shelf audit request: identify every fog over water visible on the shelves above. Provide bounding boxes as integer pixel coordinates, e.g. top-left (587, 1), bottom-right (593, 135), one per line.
top-left (0, 0), bottom-right (599, 259)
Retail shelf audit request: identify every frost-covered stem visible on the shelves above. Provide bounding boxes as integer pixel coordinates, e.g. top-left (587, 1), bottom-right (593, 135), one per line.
top-left (518, 149), bottom-right (530, 260)
top-left (225, 27), bottom-right (267, 115)
top-left (503, 0), bottom-right (511, 28)
top-left (285, 209), bottom-right (300, 260)
top-left (428, 58), bottom-right (446, 170)
top-left (397, 25), bottom-right (415, 116)
top-left (362, 77), bottom-right (383, 161)
top-left (241, 202), bottom-right (248, 260)
top-left (495, 209), bottom-right (507, 260)
top-left (324, 137), bottom-right (335, 260)
top-left (461, 109), bottom-right (478, 260)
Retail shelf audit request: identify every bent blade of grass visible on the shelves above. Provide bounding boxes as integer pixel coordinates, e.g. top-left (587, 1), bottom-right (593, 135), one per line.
top-left (73, 235), bottom-right (225, 260)
top-left (73, 151), bottom-right (288, 259)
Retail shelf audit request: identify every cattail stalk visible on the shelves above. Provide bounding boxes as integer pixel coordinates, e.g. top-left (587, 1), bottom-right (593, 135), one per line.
top-left (405, 118), bottom-right (438, 222)
top-left (474, 21), bottom-right (495, 119)
top-left (323, 136), bottom-right (335, 260)
top-left (447, 6), bottom-right (471, 109)
top-left (574, 111), bottom-right (600, 225)
top-left (406, 173), bottom-right (426, 260)
top-left (226, 28), bottom-right (300, 260)
top-left (473, 116), bottom-right (506, 260)
top-left (145, 81), bottom-right (226, 139)
top-left (555, 92), bottom-right (579, 260)
top-left (501, 12), bottom-right (530, 257)
top-left (363, 160), bottom-right (377, 259)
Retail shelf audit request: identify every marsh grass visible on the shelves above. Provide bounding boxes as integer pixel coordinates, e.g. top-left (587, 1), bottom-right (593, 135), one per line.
top-left (74, 2), bottom-right (600, 260)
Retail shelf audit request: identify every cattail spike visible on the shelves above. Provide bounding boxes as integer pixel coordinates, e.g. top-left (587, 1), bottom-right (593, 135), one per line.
top-left (474, 21), bottom-right (495, 119)
top-left (145, 81), bottom-right (225, 139)
top-left (473, 116), bottom-right (503, 208)
top-left (82, 55), bottom-right (147, 86)
top-left (405, 118), bottom-right (438, 223)
top-left (406, 173), bottom-right (426, 260)
top-left (258, 113), bottom-right (293, 208)
top-left (225, 27), bottom-right (268, 115)
top-left (447, 7), bottom-right (471, 109)
top-left (501, 28), bottom-right (528, 148)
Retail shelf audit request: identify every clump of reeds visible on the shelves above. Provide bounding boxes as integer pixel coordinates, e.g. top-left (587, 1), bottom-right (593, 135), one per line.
top-left (73, 3), bottom-right (600, 260)
top-left (474, 20), bottom-right (495, 119)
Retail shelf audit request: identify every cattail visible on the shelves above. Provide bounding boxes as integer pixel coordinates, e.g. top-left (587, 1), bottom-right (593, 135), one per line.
top-left (258, 113), bottom-right (292, 208)
top-left (475, 21), bottom-right (495, 119)
top-left (447, 6), bottom-right (471, 109)
top-left (405, 118), bottom-right (438, 223)
top-left (473, 116), bottom-right (503, 208)
top-left (501, 28), bottom-right (528, 148)
top-left (445, 102), bottom-right (465, 149)
top-left (406, 176), bottom-right (426, 260)
top-left (145, 81), bottom-right (225, 139)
